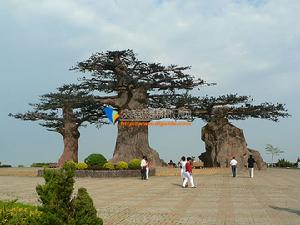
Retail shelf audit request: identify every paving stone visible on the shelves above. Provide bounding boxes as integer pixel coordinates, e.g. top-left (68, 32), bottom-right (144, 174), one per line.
top-left (0, 168), bottom-right (299, 225)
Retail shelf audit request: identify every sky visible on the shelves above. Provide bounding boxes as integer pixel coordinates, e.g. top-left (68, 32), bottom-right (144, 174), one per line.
top-left (1, 0), bottom-right (300, 166)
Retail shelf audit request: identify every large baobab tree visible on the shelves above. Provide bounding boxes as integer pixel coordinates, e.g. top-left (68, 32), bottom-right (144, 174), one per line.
top-left (9, 84), bottom-right (106, 166)
top-left (73, 50), bottom-right (290, 166)
top-left (72, 50), bottom-right (212, 165)
top-left (174, 94), bottom-right (289, 168)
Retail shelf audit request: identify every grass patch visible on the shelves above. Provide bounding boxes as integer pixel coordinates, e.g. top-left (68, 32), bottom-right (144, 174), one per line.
top-left (0, 199), bottom-right (37, 209)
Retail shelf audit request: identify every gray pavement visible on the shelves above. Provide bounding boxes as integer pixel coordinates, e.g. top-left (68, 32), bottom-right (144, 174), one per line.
top-left (0, 168), bottom-right (299, 225)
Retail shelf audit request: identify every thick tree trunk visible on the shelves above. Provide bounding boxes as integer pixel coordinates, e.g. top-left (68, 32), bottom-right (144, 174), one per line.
top-left (58, 133), bottom-right (79, 167)
top-left (200, 118), bottom-right (266, 169)
top-left (111, 122), bottom-right (162, 166)
top-left (110, 87), bottom-right (163, 166)
top-left (58, 106), bottom-right (80, 167)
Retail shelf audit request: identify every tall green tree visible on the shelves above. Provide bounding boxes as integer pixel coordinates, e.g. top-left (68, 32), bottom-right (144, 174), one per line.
top-left (9, 84), bottom-right (106, 166)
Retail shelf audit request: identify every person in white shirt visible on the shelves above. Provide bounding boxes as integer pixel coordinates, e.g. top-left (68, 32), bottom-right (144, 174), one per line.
top-left (179, 156), bottom-right (187, 182)
top-left (145, 157), bottom-right (149, 180)
top-left (230, 157), bottom-right (238, 177)
top-left (140, 156), bottom-right (147, 180)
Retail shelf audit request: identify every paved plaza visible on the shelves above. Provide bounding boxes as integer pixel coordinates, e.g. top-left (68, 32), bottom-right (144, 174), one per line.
top-left (0, 168), bottom-right (299, 225)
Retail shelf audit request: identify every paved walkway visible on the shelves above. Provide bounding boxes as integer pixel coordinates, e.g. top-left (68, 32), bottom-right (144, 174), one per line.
top-left (0, 168), bottom-right (299, 225)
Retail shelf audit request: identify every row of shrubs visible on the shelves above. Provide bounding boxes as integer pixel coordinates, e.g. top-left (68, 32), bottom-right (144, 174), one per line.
top-left (31, 153), bottom-right (142, 170)
top-left (75, 158), bottom-right (141, 170)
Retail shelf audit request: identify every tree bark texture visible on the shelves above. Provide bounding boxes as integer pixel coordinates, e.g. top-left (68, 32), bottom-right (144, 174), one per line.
top-left (111, 122), bottom-right (162, 166)
top-left (58, 106), bottom-right (80, 167)
top-left (111, 87), bottom-right (163, 166)
top-left (200, 118), bottom-right (266, 169)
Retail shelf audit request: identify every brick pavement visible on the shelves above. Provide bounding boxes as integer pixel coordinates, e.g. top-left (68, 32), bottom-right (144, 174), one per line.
top-left (0, 168), bottom-right (299, 225)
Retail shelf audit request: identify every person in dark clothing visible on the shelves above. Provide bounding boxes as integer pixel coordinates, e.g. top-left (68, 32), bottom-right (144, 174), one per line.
top-left (247, 155), bottom-right (256, 178)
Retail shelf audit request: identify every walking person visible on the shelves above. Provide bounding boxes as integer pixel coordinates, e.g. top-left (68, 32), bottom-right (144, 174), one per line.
top-left (247, 155), bottom-right (256, 178)
top-left (179, 156), bottom-right (187, 182)
top-left (140, 156), bottom-right (147, 180)
top-left (230, 156), bottom-right (237, 177)
top-left (145, 157), bottom-right (149, 180)
top-left (182, 157), bottom-right (196, 188)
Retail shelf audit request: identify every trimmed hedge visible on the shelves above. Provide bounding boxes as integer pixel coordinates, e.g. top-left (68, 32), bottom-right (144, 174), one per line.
top-left (103, 162), bottom-right (115, 170)
top-left (76, 162), bottom-right (88, 170)
top-left (84, 154), bottom-right (107, 168)
top-left (128, 159), bottom-right (141, 170)
top-left (115, 161), bottom-right (128, 170)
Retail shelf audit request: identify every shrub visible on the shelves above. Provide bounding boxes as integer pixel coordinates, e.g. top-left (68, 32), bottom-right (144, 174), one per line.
top-left (71, 188), bottom-right (103, 225)
top-left (36, 161), bottom-right (102, 224)
top-left (84, 154), bottom-right (107, 168)
top-left (128, 159), bottom-right (141, 170)
top-left (103, 162), bottom-right (115, 170)
top-left (0, 200), bottom-right (42, 225)
top-left (64, 160), bottom-right (76, 168)
top-left (76, 162), bottom-right (88, 170)
top-left (0, 164), bottom-right (12, 168)
top-left (115, 161), bottom-right (128, 170)
top-left (276, 158), bottom-right (295, 168)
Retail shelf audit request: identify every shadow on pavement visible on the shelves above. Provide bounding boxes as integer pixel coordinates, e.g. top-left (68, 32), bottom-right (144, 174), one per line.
top-left (270, 205), bottom-right (300, 216)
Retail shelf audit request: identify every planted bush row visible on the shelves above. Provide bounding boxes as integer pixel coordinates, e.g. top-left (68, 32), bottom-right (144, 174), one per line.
top-left (75, 159), bottom-right (141, 170)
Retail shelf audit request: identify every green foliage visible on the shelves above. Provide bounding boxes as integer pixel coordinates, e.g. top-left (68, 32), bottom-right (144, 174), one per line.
top-left (84, 154), bottom-right (107, 168)
top-left (36, 163), bottom-right (102, 225)
top-left (115, 161), bottom-right (128, 170)
top-left (276, 158), bottom-right (296, 168)
top-left (31, 162), bottom-right (50, 168)
top-left (0, 200), bottom-right (42, 225)
top-left (102, 162), bottom-right (115, 170)
top-left (64, 160), bottom-right (76, 169)
top-left (71, 188), bottom-right (103, 225)
top-left (128, 159), bottom-right (141, 170)
top-left (0, 200), bottom-right (36, 209)
top-left (0, 164), bottom-right (12, 168)
top-left (76, 162), bottom-right (88, 170)
top-left (36, 165), bottom-right (75, 224)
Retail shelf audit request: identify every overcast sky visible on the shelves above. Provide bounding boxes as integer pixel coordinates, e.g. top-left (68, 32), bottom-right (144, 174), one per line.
top-left (1, 0), bottom-right (299, 166)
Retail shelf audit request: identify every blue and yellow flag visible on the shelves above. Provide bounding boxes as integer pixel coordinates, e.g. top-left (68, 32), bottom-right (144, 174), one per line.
top-left (103, 106), bottom-right (119, 124)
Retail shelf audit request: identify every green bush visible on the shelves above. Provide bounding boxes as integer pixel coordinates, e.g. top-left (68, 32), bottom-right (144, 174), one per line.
top-left (0, 200), bottom-right (42, 225)
top-left (276, 158), bottom-right (296, 168)
top-left (103, 162), bottom-right (115, 170)
top-left (36, 161), bottom-right (102, 224)
top-left (71, 188), bottom-right (103, 225)
top-left (115, 161), bottom-right (128, 170)
top-left (76, 162), bottom-right (88, 170)
top-left (64, 160), bottom-right (76, 168)
top-left (128, 159), bottom-right (141, 170)
top-left (84, 154), bottom-right (107, 168)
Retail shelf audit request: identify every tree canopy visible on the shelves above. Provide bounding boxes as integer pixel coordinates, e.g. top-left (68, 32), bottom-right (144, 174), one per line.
top-left (9, 49), bottom-right (290, 165)
top-left (9, 84), bottom-right (106, 134)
